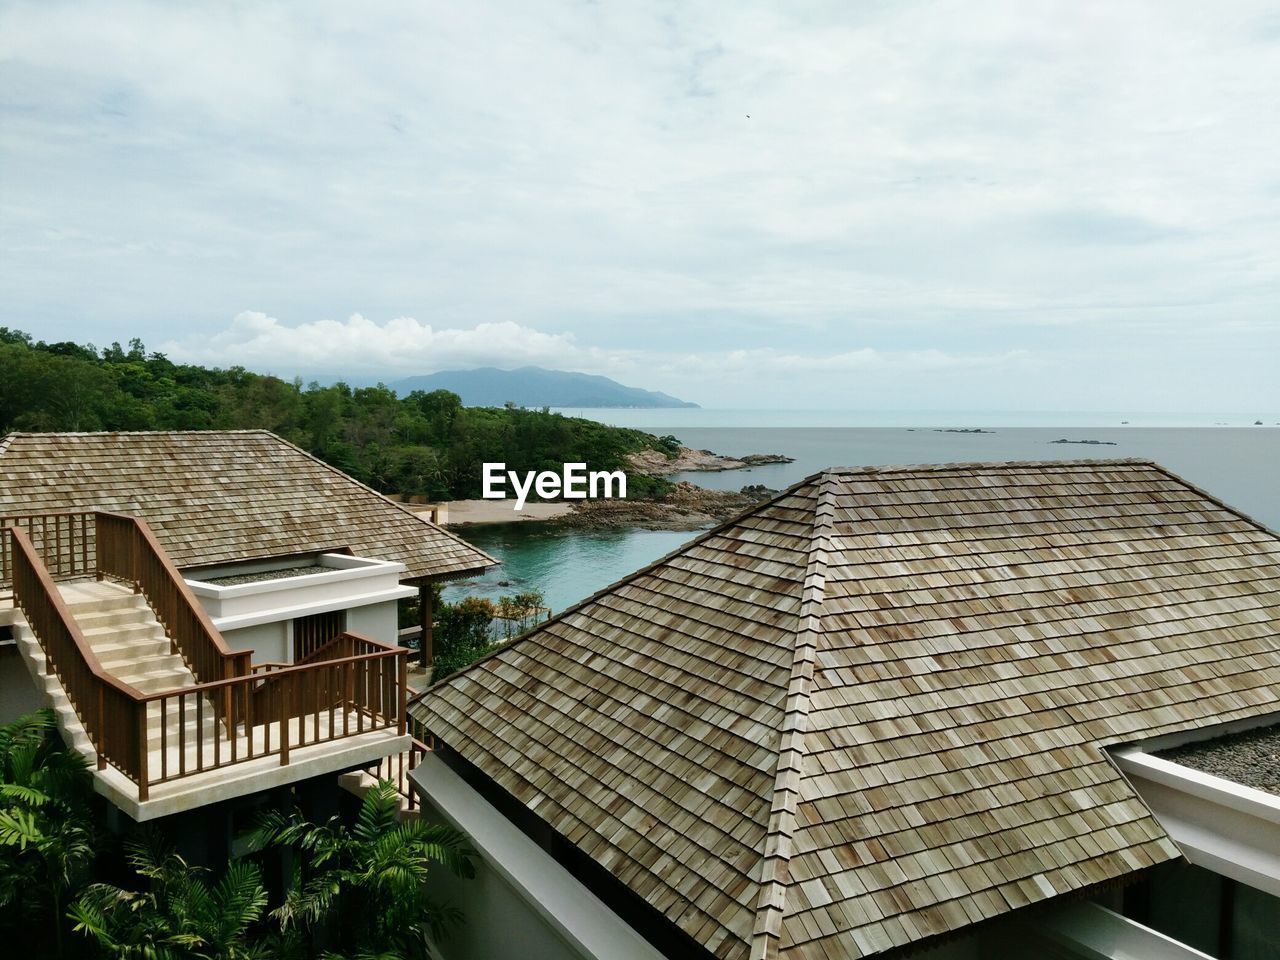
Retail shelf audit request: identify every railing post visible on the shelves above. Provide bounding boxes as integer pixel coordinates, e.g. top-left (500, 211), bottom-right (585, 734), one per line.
top-left (131, 527), bottom-right (141, 593)
top-left (221, 659), bottom-right (235, 737)
top-left (397, 652), bottom-right (407, 737)
top-left (136, 702), bottom-right (149, 802)
top-left (97, 688), bottom-right (106, 770)
top-left (94, 513), bottom-right (105, 581)
top-left (279, 677), bottom-right (290, 766)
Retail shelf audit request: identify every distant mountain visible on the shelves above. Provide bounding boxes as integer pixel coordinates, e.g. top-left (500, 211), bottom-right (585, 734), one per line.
top-left (389, 366), bottom-right (699, 409)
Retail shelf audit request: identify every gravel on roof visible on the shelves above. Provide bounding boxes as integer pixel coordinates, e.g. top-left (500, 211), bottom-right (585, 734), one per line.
top-left (1156, 724), bottom-right (1280, 796)
top-left (200, 565), bottom-right (332, 586)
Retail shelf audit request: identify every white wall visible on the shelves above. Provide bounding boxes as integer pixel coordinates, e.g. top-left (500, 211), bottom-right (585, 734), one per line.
top-left (420, 800), bottom-right (597, 960)
top-left (216, 598), bottom-right (399, 665)
top-left (220, 620), bottom-right (287, 665)
top-left (347, 600), bottom-right (399, 647)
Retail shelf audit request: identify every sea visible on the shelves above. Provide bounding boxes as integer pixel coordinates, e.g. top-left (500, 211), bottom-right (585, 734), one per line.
top-left (445, 410), bottom-right (1280, 616)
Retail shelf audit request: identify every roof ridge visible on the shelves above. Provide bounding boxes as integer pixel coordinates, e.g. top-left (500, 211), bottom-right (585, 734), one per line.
top-left (823, 457), bottom-right (1154, 476)
top-left (0, 429), bottom-right (275, 437)
top-left (411, 469), bottom-right (830, 697)
top-left (749, 471), bottom-right (839, 960)
top-left (1145, 461), bottom-right (1280, 542)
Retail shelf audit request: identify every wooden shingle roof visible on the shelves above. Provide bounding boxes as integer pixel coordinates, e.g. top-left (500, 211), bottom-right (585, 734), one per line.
top-left (0, 431), bottom-right (495, 581)
top-left (412, 459), bottom-right (1280, 959)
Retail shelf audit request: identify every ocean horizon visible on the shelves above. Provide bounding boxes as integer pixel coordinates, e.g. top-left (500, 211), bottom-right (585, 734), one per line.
top-left (553, 407), bottom-right (1280, 430)
top-left (450, 422), bottom-right (1280, 615)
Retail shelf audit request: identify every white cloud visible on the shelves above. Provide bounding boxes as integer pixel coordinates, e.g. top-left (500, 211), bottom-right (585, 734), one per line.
top-left (163, 311), bottom-right (1041, 410)
top-left (3, 1), bottom-right (1279, 409)
top-left (162, 312), bottom-right (602, 376)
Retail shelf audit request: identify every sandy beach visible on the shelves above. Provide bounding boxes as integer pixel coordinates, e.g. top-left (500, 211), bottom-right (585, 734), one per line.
top-left (416, 499), bottom-right (576, 525)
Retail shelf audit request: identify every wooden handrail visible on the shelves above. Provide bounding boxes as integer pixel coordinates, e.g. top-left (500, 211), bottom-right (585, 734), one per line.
top-left (94, 512), bottom-right (253, 689)
top-left (139, 638), bottom-right (405, 700)
top-left (143, 637), bottom-right (406, 783)
top-left (8, 527), bottom-right (148, 785)
top-left (1, 511), bottom-right (97, 588)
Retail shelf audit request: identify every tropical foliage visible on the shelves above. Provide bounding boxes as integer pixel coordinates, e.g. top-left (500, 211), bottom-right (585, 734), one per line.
top-left (70, 835), bottom-right (268, 959)
top-left (244, 780), bottom-right (475, 959)
top-left (0, 710), bottom-right (476, 959)
top-left (401, 586), bottom-right (547, 678)
top-left (0, 327), bottom-right (677, 501)
top-left (0, 708), bottom-right (98, 957)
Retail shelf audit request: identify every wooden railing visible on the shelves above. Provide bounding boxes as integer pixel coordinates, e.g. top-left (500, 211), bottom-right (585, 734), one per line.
top-left (1, 511), bottom-right (96, 588)
top-left (7, 516), bottom-right (410, 802)
top-left (8, 527), bottom-right (147, 783)
top-left (250, 632), bottom-right (405, 733)
top-left (94, 512), bottom-right (252, 691)
top-left (364, 738), bottom-right (429, 811)
top-left (143, 632), bottom-right (406, 796)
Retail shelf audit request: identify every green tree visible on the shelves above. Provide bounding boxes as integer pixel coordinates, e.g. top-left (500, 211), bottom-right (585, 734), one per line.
top-left (69, 834), bottom-right (268, 959)
top-left (245, 780), bottom-right (474, 959)
top-left (0, 709), bottom-right (97, 957)
top-left (0, 327), bottom-right (681, 502)
top-left (432, 595), bottom-right (496, 678)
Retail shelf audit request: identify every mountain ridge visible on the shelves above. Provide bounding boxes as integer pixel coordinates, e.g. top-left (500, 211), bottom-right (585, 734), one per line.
top-left (389, 366), bottom-right (698, 408)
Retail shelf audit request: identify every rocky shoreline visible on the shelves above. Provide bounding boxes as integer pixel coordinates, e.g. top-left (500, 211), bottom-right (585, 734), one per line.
top-left (626, 445), bottom-right (793, 475)
top-left (441, 444), bottom-right (791, 531)
top-left (556, 481), bottom-right (777, 531)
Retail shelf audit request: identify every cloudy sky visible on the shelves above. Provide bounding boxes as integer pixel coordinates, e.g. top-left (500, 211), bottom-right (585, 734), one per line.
top-left (2, 1), bottom-right (1278, 411)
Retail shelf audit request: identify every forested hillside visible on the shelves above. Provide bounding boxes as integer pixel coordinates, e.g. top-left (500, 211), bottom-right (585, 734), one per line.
top-left (0, 328), bottom-right (677, 500)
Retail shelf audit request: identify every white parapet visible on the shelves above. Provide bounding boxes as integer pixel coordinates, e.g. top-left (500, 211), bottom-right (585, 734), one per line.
top-left (1113, 749), bottom-right (1280, 900)
top-left (1007, 901), bottom-right (1214, 959)
top-left (185, 553), bottom-right (416, 632)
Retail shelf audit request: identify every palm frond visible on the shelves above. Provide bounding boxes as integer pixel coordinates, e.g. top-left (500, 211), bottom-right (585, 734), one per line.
top-left (0, 708), bottom-right (56, 757)
top-left (0, 782), bottom-right (51, 806)
top-left (0, 807), bottom-right (44, 849)
top-left (353, 780), bottom-right (400, 842)
top-left (211, 860), bottom-right (268, 941)
top-left (397, 820), bottom-right (476, 878)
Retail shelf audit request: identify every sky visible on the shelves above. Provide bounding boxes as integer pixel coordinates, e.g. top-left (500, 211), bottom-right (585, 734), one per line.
top-left (2, 1), bottom-right (1278, 411)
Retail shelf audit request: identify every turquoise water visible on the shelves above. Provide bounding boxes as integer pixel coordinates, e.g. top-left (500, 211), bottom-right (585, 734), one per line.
top-left (444, 523), bottom-right (695, 615)
top-left (447, 424), bottom-right (1280, 615)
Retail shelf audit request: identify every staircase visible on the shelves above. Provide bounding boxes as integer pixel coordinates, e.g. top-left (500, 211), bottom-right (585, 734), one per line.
top-left (66, 582), bottom-right (191, 692)
top-left (17, 580), bottom-right (217, 768)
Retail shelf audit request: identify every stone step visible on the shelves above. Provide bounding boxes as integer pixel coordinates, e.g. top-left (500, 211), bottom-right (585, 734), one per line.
top-left (89, 636), bottom-right (173, 662)
top-left (72, 604), bottom-right (153, 630)
top-left (100, 651), bottom-right (186, 676)
top-left (63, 593), bottom-right (147, 616)
top-left (116, 667), bottom-right (191, 695)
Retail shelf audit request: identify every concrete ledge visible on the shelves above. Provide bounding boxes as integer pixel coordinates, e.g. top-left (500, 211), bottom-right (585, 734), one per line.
top-left (188, 552), bottom-right (413, 628)
top-left (101, 730), bottom-right (411, 822)
top-left (1011, 901), bottom-right (1213, 959)
top-left (208, 585), bottom-right (416, 632)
